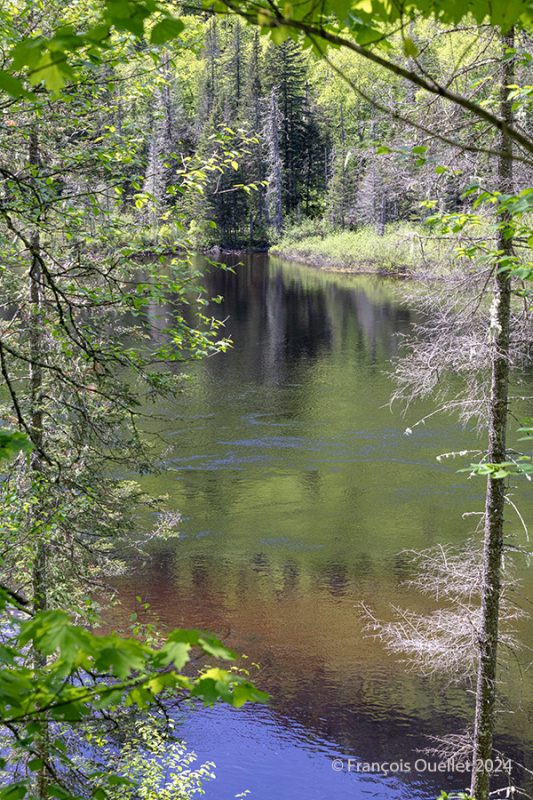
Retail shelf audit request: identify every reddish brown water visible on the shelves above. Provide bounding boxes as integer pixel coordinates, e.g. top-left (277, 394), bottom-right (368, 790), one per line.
top-left (115, 255), bottom-right (533, 800)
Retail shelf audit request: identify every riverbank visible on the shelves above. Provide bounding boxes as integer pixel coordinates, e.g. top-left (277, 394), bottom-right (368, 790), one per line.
top-left (270, 224), bottom-right (455, 276)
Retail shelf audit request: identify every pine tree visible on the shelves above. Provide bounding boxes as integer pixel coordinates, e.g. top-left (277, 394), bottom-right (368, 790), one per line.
top-left (267, 40), bottom-right (325, 217)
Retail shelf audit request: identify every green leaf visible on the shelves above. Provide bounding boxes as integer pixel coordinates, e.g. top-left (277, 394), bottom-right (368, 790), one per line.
top-left (0, 785), bottom-right (28, 800)
top-left (48, 788), bottom-right (74, 800)
top-left (355, 25), bottom-right (386, 46)
top-left (94, 640), bottom-right (148, 678)
top-left (156, 640), bottom-right (191, 669)
top-left (403, 37), bottom-right (418, 57)
top-left (19, 610), bottom-right (73, 652)
top-left (231, 682), bottom-right (269, 707)
top-left (28, 52), bottom-right (74, 93)
top-left (270, 25), bottom-right (291, 44)
top-left (198, 633), bottom-right (236, 660)
top-left (0, 70), bottom-right (29, 98)
top-left (107, 776), bottom-right (133, 787)
top-left (104, 0), bottom-right (151, 36)
top-left (150, 17), bottom-right (185, 44)
top-left (85, 23), bottom-right (112, 43)
top-left (10, 39), bottom-right (45, 70)
top-left (492, 468), bottom-right (509, 479)
top-left (0, 430), bottom-right (32, 463)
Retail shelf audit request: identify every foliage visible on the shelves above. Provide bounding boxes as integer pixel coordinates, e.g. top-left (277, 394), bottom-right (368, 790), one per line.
top-left (0, 431), bottom-right (32, 462)
top-left (3, 3), bottom-right (529, 247)
top-left (437, 793), bottom-right (474, 800)
top-left (0, 3), bottom-right (267, 797)
top-left (272, 223), bottom-right (455, 273)
top-left (224, 0), bottom-right (533, 31)
top-left (88, 719), bottom-right (216, 800)
top-left (0, 587), bottom-right (266, 800)
top-left (0, 0), bottom-right (530, 103)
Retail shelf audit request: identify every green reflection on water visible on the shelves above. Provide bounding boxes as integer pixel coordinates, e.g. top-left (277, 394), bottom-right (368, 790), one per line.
top-left (118, 255), bottom-right (533, 768)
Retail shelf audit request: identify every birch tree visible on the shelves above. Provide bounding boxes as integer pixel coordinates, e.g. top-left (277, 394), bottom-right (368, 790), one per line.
top-left (265, 86), bottom-right (283, 234)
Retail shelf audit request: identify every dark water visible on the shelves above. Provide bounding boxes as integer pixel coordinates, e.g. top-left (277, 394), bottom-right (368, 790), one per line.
top-left (116, 254), bottom-right (533, 799)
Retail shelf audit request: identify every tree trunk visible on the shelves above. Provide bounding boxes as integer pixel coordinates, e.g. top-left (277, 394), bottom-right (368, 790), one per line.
top-left (29, 123), bottom-right (46, 618)
top-left (370, 117), bottom-right (384, 235)
top-left (28, 122), bottom-right (49, 800)
top-left (339, 98), bottom-right (345, 228)
top-left (266, 88), bottom-right (283, 235)
top-left (470, 29), bottom-right (514, 800)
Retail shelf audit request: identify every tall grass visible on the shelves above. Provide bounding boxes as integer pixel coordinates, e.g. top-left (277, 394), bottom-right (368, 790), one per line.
top-left (271, 223), bottom-right (458, 274)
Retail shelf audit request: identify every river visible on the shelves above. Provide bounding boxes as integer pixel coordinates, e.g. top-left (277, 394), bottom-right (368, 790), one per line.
top-left (115, 253), bottom-right (533, 800)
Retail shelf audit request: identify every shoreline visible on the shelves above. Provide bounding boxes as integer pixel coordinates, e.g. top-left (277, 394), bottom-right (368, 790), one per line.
top-left (266, 225), bottom-right (451, 277)
top-left (269, 247), bottom-right (410, 276)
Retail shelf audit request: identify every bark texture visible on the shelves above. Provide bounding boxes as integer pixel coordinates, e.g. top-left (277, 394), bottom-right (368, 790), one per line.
top-left (470, 29), bottom-right (514, 800)
top-left (28, 123), bottom-right (49, 800)
top-left (266, 87), bottom-right (283, 234)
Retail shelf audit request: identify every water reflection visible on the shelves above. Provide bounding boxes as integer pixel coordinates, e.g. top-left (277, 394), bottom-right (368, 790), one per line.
top-left (115, 255), bottom-right (533, 799)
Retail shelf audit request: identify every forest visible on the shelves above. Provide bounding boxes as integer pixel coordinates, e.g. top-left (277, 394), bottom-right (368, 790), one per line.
top-left (0, 1), bottom-right (532, 800)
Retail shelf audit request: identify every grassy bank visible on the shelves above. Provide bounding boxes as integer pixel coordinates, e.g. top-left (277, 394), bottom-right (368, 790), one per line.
top-left (270, 223), bottom-right (457, 275)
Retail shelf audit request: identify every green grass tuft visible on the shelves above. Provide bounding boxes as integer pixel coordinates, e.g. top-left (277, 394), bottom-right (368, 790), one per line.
top-left (271, 223), bottom-right (457, 274)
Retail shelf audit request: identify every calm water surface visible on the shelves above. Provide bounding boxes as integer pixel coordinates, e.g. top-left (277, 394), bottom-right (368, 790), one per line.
top-left (116, 254), bottom-right (533, 799)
